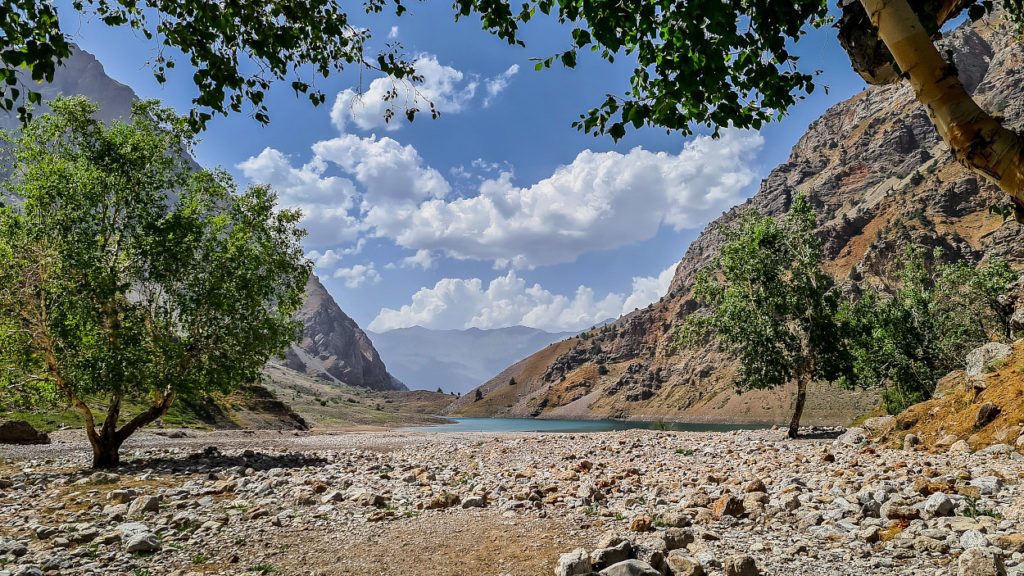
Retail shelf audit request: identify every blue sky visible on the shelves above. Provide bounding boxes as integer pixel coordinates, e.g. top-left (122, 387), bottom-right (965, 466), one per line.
top-left (59, 2), bottom-right (868, 332)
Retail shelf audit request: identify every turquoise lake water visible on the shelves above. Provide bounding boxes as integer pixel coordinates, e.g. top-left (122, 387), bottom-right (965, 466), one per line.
top-left (402, 417), bottom-right (764, 434)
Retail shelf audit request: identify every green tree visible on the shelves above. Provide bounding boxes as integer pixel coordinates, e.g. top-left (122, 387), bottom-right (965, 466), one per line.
top-left (0, 97), bottom-right (311, 467)
top-left (846, 248), bottom-right (1018, 414)
top-left (508, 377), bottom-right (517, 386)
top-left (679, 194), bottom-right (853, 438)
top-left (474, 389), bottom-right (483, 401)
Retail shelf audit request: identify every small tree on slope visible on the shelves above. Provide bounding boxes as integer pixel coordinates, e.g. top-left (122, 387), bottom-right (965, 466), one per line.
top-left (0, 97), bottom-right (311, 468)
top-left (678, 194), bottom-right (854, 439)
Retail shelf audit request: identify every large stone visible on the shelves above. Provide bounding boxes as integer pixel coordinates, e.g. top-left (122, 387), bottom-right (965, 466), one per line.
top-left (957, 548), bottom-right (1007, 576)
top-left (974, 403), bottom-right (1001, 428)
top-left (922, 492), bottom-right (954, 517)
top-left (990, 534), bottom-right (1024, 553)
top-left (966, 343), bottom-right (1012, 378)
top-left (598, 560), bottom-right (662, 576)
top-left (0, 421), bottom-right (49, 445)
top-left (723, 555), bottom-right (758, 576)
top-left (665, 552), bottom-right (704, 576)
top-left (127, 496), bottom-right (160, 517)
top-left (555, 548), bottom-right (591, 576)
top-left (862, 415), bottom-right (894, 431)
top-left (591, 541), bottom-right (632, 571)
top-left (711, 494), bottom-right (743, 517)
top-left (961, 530), bottom-right (990, 550)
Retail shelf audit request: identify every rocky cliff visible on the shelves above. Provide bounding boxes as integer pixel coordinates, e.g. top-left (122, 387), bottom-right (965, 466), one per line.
top-left (282, 276), bottom-right (406, 391)
top-left (453, 15), bottom-right (1024, 424)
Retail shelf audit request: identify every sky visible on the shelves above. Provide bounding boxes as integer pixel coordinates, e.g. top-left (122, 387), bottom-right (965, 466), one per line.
top-left (55, 2), bottom-right (869, 333)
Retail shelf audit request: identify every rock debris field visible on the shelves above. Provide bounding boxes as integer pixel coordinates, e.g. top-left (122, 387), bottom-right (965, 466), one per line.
top-left (1, 426), bottom-right (1023, 576)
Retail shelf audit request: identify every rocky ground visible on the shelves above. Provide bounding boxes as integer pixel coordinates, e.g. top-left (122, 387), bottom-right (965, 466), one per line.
top-left (1, 426), bottom-right (1022, 576)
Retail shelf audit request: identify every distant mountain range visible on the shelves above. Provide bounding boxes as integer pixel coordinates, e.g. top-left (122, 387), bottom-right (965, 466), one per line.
top-left (4, 46), bottom-right (405, 393)
top-left (367, 325), bottom-right (579, 394)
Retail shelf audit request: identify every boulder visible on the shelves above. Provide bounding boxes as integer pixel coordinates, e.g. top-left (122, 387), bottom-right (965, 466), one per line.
top-left (966, 343), bottom-right (1012, 378)
top-left (598, 560), bottom-right (662, 576)
top-left (956, 548), bottom-right (1007, 576)
top-left (591, 541), bottom-right (632, 571)
top-left (974, 403), bottom-right (1000, 428)
top-left (0, 421), bottom-right (50, 445)
top-left (665, 552), bottom-right (703, 576)
top-left (555, 548), bottom-right (591, 576)
top-left (723, 555), bottom-right (758, 576)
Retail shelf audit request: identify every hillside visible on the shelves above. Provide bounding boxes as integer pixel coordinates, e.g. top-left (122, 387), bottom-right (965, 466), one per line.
top-left (367, 325), bottom-right (576, 394)
top-left (456, 14), bottom-right (1024, 424)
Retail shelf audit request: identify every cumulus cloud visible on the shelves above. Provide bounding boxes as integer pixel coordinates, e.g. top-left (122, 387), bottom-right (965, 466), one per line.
top-left (331, 55), bottom-right (478, 132)
top-left (387, 26), bottom-right (399, 39)
top-left (243, 128), bottom-right (760, 270)
top-left (369, 264), bottom-right (678, 332)
top-left (483, 64), bottom-right (519, 107)
top-left (334, 263), bottom-right (382, 288)
top-left (401, 249), bottom-right (435, 270)
top-left (371, 129), bottom-right (763, 267)
top-left (307, 239), bottom-right (366, 271)
top-left (237, 148), bottom-right (361, 249)
top-left (623, 264), bottom-right (677, 312)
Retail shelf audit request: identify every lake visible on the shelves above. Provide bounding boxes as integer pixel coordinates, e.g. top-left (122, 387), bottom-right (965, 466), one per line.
top-left (401, 417), bottom-right (764, 433)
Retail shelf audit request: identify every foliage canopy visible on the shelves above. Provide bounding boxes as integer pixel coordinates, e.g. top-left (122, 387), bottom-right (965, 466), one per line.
top-left (0, 96), bottom-right (311, 466)
top-left (680, 193), bottom-right (854, 437)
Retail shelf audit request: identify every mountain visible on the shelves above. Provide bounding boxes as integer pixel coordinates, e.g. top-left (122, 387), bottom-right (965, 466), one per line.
top-left (2, 46), bottom-right (404, 393)
top-left (451, 14), bottom-right (1024, 424)
top-left (283, 276), bottom-right (406, 391)
top-left (367, 325), bottom-right (576, 394)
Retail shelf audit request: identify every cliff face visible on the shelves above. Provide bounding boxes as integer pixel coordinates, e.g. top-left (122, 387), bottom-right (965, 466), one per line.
top-left (283, 276), bottom-right (406, 391)
top-left (456, 15), bottom-right (1024, 424)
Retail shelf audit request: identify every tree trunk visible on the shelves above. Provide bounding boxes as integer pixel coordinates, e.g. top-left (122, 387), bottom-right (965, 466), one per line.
top-left (90, 432), bottom-right (124, 469)
top-left (858, 0), bottom-right (1024, 216)
top-left (788, 376), bottom-right (808, 439)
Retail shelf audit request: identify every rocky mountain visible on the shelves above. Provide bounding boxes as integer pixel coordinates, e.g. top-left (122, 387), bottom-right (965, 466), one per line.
top-left (2, 46), bottom-right (403, 393)
top-left (452, 14), bottom-right (1024, 424)
top-left (282, 276), bottom-right (406, 391)
top-left (367, 325), bottom-right (576, 394)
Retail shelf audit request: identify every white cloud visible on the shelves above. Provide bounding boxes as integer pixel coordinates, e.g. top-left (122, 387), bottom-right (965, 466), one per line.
top-left (402, 249), bottom-right (435, 270)
top-left (331, 55), bottom-right (478, 132)
top-left (483, 64), bottom-right (519, 107)
top-left (334, 263), bottom-right (382, 288)
top-left (237, 147), bottom-right (361, 250)
top-left (622, 264), bottom-right (677, 312)
top-left (242, 107), bottom-right (760, 271)
top-left (307, 239), bottom-right (366, 271)
top-left (369, 264), bottom-right (678, 332)
top-left (371, 129), bottom-right (763, 267)
top-left (387, 26), bottom-right (399, 39)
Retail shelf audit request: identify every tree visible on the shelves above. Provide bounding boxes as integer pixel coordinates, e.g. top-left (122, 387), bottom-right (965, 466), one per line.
top-left (508, 377), bottom-right (517, 386)
top-left (2, 0), bottom-right (422, 128)
top-left (0, 97), bottom-right (311, 468)
top-left (845, 247), bottom-right (1018, 413)
top-left (679, 194), bottom-right (853, 438)
top-left (474, 389), bottom-right (484, 401)
top-left (457, 0), bottom-right (1024, 215)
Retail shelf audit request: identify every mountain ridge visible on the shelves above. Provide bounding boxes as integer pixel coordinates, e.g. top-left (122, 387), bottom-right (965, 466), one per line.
top-left (455, 14), bottom-right (1024, 424)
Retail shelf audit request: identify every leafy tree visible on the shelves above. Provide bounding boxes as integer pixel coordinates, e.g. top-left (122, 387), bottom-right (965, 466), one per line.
top-left (0, 97), bottom-right (311, 467)
top-left (508, 377), bottom-right (517, 386)
top-left (679, 194), bottom-right (853, 438)
top-left (2, 0), bottom-right (422, 128)
top-left (474, 388), bottom-right (484, 401)
top-left (846, 248), bottom-right (1018, 414)
top-left (457, 0), bottom-right (1024, 214)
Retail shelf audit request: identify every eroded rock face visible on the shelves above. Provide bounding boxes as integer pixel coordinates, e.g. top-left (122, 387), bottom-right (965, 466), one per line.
top-left (283, 275), bottom-right (405, 391)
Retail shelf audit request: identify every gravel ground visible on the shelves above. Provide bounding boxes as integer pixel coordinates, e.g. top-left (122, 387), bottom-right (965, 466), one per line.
top-left (1, 426), bottom-right (1023, 576)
